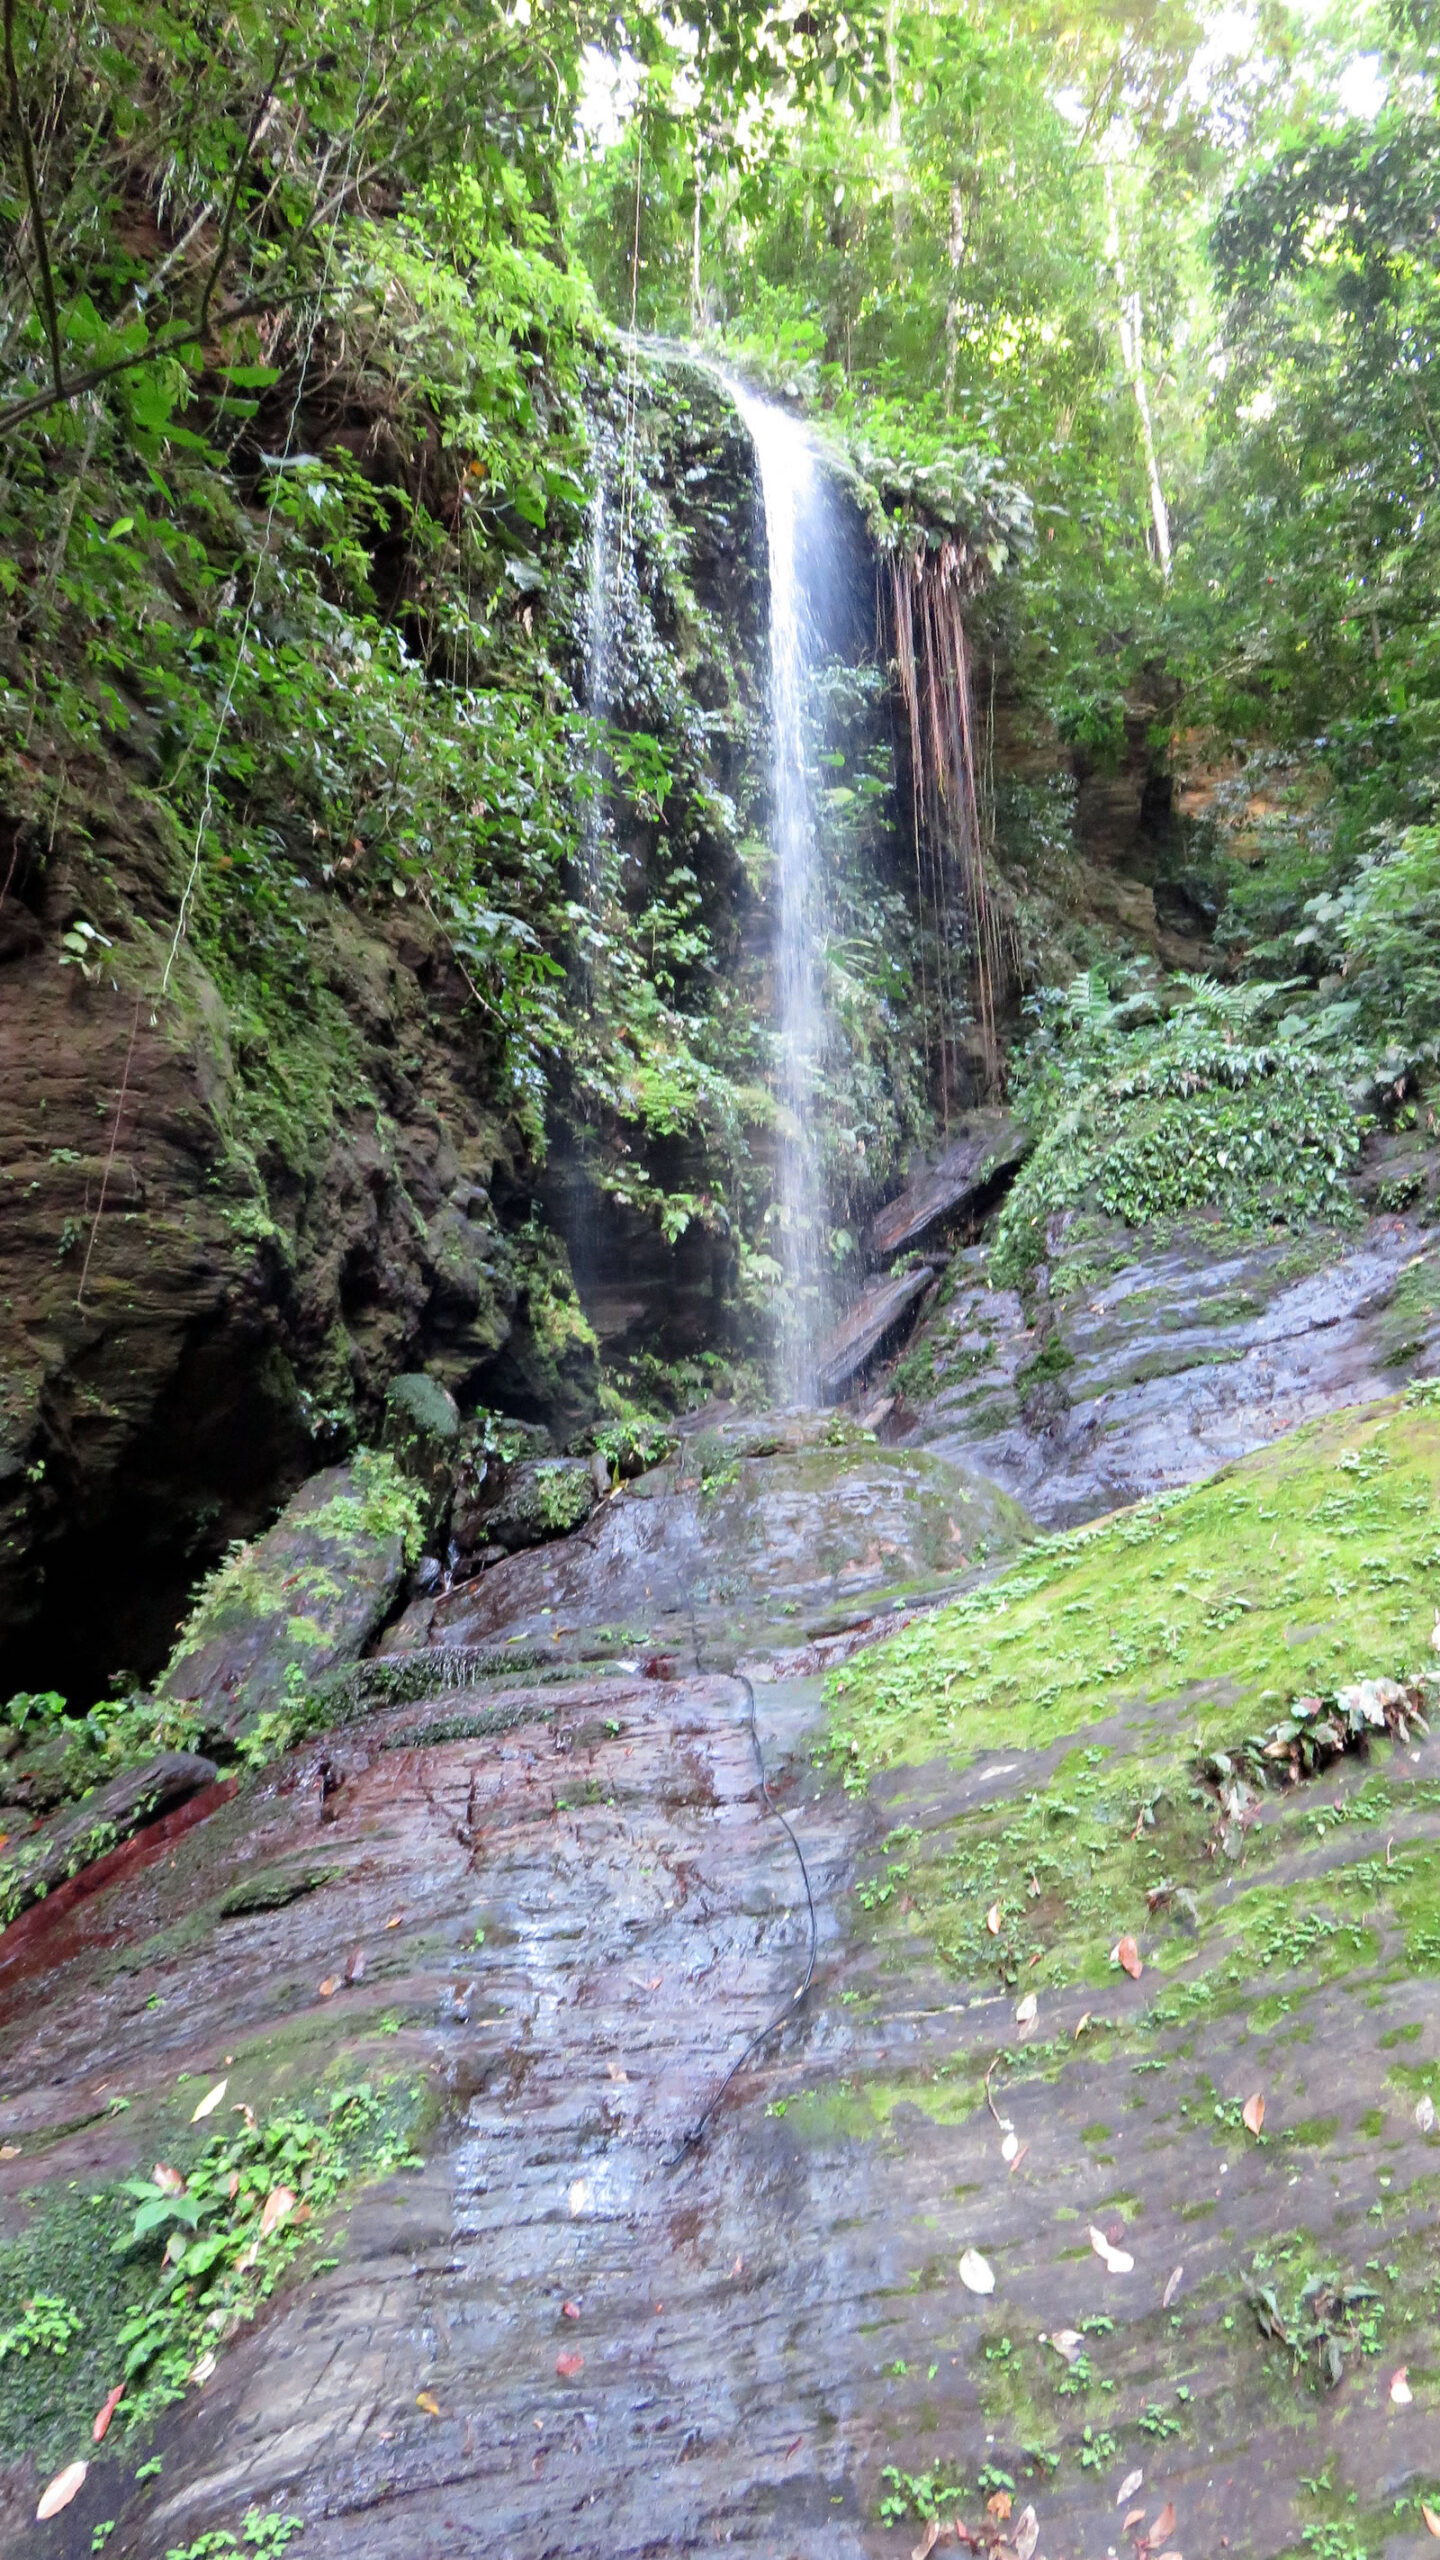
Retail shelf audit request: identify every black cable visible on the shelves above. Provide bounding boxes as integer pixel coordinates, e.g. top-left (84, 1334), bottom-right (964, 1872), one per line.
top-left (671, 1661), bottom-right (819, 2158)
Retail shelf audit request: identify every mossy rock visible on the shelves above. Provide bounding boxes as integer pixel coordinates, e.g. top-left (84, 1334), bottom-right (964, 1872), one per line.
top-left (485, 1458), bottom-right (597, 1552)
top-left (383, 1371), bottom-right (461, 1537)
top-left (157, 1450), bottom-right (425, 1742)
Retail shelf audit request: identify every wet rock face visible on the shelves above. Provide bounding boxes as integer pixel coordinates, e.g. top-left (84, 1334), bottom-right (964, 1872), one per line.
top-left (389, 1413), bottom-right (1033, 1667)
top-left (4, 1398), bottom-right (1440, 2559)
top-left (892, 1207), bottom-right (1440, 1523)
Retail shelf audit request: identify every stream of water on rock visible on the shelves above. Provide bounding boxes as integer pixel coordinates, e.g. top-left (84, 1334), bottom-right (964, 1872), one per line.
top-left (724, 377), bottom-right (836, 1401)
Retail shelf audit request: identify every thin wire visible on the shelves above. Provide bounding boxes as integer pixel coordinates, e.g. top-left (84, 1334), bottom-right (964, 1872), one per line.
top-left (672, 1659), bottom-right (818, 2159)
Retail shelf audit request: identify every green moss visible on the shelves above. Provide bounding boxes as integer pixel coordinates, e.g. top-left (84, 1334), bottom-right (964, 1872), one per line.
top-left (828, 1397), bottom-right (1440, 1784)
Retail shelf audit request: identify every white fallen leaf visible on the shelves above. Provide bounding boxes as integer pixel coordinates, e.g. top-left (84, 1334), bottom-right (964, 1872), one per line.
top-left (191, 2077), bottom-right (228, 2123)
top-left (189, 2350), bottom-right (217, 2385)
top-left (986, 1902), bottom-right (1002, 1936)
top-left (1118, 2467), bottom-right (1144, 2504)
top-left (959, 2247), bottom-right (996, 2294)
top-left (1014, 1991), bottom-right (1037, 2029)
top-left (1162, 2263), bottom-right (1184, 2308)
top-left (1014, 2505), bottom-right (1039, 2560)
top-left (1390, 2365), bottom-right (1413, 2405)
top-left (1001, 2131), bottom-right (1020, 2164)
top-left (911, 2521), bottom-right (940, 2560)
top-left (36, 2460), bottom-right (87, 2521)
top-left (1049, 2329), bottom-right (1083, 2366)
top-left (1089, 2224), bottom-right (1134, 2275)
top-left (1417, 2093), bottom-right (1436, 2135)
top-left (568, 2177), bottom-right (590, 2217)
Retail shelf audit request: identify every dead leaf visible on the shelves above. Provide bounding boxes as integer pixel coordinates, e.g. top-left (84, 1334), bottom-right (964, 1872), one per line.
top-left (606, 2058), bottom-right (628, 2082)
top-left (153, 2162), bottom-right (184, 2194)
top-left (385, 1912), bottom-right (404, 1929)
top-left (1242, 2091), bottom-right (1265, 2137)
top-left (1074, 2011), bottom-right (1092, 2040)
top-left (259, 2184), bottom-right (296, 2238)
top-left (189, 2351), bottom-right (216, 2385)
top-left (1001, 2131), bottom-right (1020, 2164)
top-left (1014, 2506), bottom-right (1039, 2560)
top-left (1114, 1935), bottom-right (1143, 1980)
top-left (911, 2522), bottom-right (940, 2560)
top-left (1050, 2328), bottom-right (1083, 2366)
top-left (987, 2490), bottom-right (1013, 2520)
top-left (1007, 2141), bottom-right (1030, 2175)
top-left (1118, 2468), bottom-right (1144, 2504)
top-left (36, 2461), bottom-right (87, 2521)
top-left (1421, 2500), bottom-right (1440, 2537)
top-left (1162, 2264), bottom-right (1184, 2308)
top-left (959, 2247), bottom-right (996, 2294)
top-left (986, 1903), bottom-right (1002, 1936)
top-left (318, 1976), bottom-right (338, 1998)
top-left (1122, 2511), bottom-right (1146, 2534)
top-left (1014, 1991), bottom-right (1037, 2029)
top-left (345, 1947), bottom-right (365, 1983)
top-left (1417, 2093), bottom-right (1436, 2135)
top-left (416, 2390), bottom-right (441, 2415)
top-left (562, 2300), bottom-right (580, 2319)
top-left (555, 2351), bottom-right (584, 2379)
top-left (0, 2144), bottom-right (18, 2160)
top-left (1390, 2366), bottom-right (1413, 2405)
top-left (92, 2385), bottom-right (124, 2443)
top-left (1089, 2224), bottom-right (1134, 2274)
top-left (191, 2077), bottom-right (228, 2123)
top-left (1148, 2503), bottom-right (1177, 2547)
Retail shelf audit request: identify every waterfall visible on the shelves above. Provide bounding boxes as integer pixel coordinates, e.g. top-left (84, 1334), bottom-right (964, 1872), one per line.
top-left (724, 377), bottom-right (834, 1401)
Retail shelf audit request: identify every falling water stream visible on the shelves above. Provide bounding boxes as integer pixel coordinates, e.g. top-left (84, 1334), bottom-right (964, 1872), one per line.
top-left (723, 376), bottom-right (835, 1400)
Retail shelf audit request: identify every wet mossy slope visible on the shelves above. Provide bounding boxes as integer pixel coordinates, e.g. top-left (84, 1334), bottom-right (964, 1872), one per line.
top-left (811, 1386), bottom-right (1440, 2557)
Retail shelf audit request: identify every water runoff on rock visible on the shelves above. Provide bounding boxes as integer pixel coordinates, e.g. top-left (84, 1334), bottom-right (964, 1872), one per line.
top-left (725, 376), bottom-right (837, 1401)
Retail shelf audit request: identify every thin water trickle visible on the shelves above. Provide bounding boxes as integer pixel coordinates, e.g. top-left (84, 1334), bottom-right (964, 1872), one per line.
top-left (724, 376), bottom-right (834, 1400)
top-left (581, 485), bottom-right (612, 896)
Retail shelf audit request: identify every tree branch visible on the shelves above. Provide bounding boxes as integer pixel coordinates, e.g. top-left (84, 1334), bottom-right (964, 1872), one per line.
top-left (199, 38), bottom-right (292, 342)
top-left (2, 0), bottom-right (63, 397)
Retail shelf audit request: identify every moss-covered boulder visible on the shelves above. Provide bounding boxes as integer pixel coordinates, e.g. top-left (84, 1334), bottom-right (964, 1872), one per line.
top-left (383, 1372), bottom-right (461, 1539)
top-left (157, 1452), bottom-right (424, 1743)
top-left (484, 1457), bottom-right (597, 1553)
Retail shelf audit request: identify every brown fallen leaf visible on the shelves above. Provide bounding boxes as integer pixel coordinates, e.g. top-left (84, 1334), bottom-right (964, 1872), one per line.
top-left (1014, 1990), bottom-right (1037, 2030)
top-left (911, 2521), bottom-right (940, 2560)
top-left (318, 1976), bottom-right (338, 1999)
top-left (1242, 2091), bottom-right (1265, 2137)
top-left (555, 2351), bottom-right (584, 2379)
top-left (1162, 2264), bottom-right (1184, 2309)
top-left (1115, 1933), bottom-right (1143, 1980)
top-left (259, 2184), bottom-right (296, 2239)
top-left (1421, 2500), bottom-right (1440, 2537)
top-left (1007, 2142), bottom-right (1029, 2175)
top-left (0, 2143), bottom-right (18, 2160)
top-left (416, 2390), bottom-right (441, 2416)
top-left (986, 1903), bottom-right (1002, 1936)
top-left (1074, 2010), bottom-right (1092, 2040)
top-left (562, 2300), bottom-right (581, 2319)
top-left (1117, 2466), bottom-right (1144, 2503)
top-left (385, 1912), bottom-right (404, 1929)
top-left (153, 2162), bottom-right (184, 2194)
top-left (1147, 2502), bottom-right (1177, 2547)
top-left (92, 2384), bottom-right (124, 2443)
top-left (1122, 2510), bottom-right (1146, 2534)
top-left (36, 2460), bottom-right (87, 2521)
top-left (987, 2491), bottom-right (1012, 2521)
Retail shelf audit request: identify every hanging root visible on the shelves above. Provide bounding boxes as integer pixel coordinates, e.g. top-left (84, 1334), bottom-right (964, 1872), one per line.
top-left (888, 540), bottom-right (1011, 1103)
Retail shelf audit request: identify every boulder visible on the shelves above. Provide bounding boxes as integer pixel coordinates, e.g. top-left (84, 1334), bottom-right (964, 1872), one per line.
top-left (0, 1749), bottom-right (218, 1928)
top-left (867, 1109), bottom-right (1029, 1263)
top-left (482, 1458), bottom-right (598, 1554)
top-left (156, 1453), bottom-right (423, 1740)
top-left (814, 1267), bottom-right (938, 1402)
top-left (384, 1372), bottom-right (461, 1535)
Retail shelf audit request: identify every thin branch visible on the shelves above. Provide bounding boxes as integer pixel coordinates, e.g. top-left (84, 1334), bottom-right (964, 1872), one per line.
top-left (199, 38), bottom-right (291, 341)
top-left (2, 0), bottom-right (63, 397)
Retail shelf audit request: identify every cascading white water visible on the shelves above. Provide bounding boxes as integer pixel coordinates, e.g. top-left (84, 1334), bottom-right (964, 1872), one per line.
top-left (724, 377), bottom-right (833, 1400)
